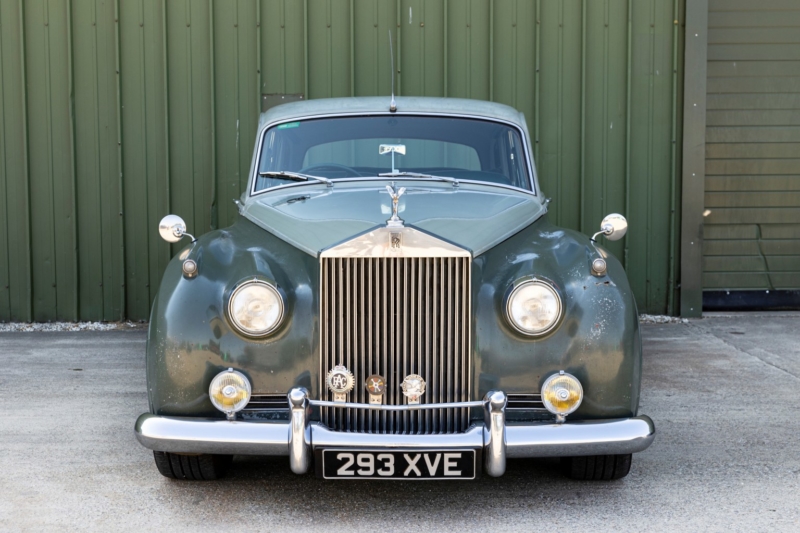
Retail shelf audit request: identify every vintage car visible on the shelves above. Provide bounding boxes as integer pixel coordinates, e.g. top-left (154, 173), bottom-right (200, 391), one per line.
top-left (135, 96), bottom-right (655, 481)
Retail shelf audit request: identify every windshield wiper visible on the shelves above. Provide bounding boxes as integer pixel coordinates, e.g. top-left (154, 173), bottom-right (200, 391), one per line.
top-left (259, 170), bottom-right (333, 187)
top-left (377, 171), bottom-right (459, 187)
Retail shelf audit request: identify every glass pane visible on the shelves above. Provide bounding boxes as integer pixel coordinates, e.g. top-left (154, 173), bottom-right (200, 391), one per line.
top-left (255, 115), bottom-right (531, 192)
top-left (302, 139), bottom-right (480, 170)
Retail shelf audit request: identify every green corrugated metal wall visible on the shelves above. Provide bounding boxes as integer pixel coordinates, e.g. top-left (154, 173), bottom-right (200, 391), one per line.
top-left (703, 0), bottom-right (800, 291)
top-left (0, 0), bottom-right (684, 322)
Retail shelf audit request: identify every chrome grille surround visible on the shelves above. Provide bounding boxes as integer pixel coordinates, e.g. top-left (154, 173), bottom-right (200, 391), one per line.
top-left (320, 225), bottom-right (472, 435)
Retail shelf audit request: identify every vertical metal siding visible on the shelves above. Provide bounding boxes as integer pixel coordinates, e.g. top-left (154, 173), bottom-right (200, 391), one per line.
top-left (0, 0), bottom-right (33, 322)
top-left (24, 0), bottom-right (77, 321)
top-left (0, 0), bottom-right (683, 321)
top-left (118, 0), bottom-right (170, 320)
top-left (72, 0), bottom-right (124, 321)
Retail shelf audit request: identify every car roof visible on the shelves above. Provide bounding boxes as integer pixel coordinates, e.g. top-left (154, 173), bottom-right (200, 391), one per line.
top-left (258, 96), bottom-right (528, 130)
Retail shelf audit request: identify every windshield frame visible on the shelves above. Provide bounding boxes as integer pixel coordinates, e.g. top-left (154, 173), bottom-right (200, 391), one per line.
top-left (248, 111), bottom-right (539, 198)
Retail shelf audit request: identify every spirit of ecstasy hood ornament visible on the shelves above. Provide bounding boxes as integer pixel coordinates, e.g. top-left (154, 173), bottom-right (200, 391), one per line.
top-left (386, 182), bottom-right (406, 227)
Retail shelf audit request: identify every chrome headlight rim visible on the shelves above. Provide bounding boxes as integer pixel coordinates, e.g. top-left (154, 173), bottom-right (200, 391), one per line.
top-left (504, 277), bottom-right (564, 337)
top-left (226, 278), bottom-right (285, 338)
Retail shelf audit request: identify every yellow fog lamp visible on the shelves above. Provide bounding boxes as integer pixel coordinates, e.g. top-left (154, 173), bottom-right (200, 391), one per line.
top-left (541, 371), bottom-right (583, 423)
top-left (209, 369), bottom-right (252, 420)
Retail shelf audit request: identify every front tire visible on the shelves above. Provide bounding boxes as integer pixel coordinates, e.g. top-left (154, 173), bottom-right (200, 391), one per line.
top-left (561, 454), bottom-right (632, 480)
top-left (153, 451), bottom-right (233, 480)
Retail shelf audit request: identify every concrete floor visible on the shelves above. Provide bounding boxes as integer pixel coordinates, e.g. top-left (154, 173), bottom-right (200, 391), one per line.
top-left (1, 314), bottom-right (798, 532)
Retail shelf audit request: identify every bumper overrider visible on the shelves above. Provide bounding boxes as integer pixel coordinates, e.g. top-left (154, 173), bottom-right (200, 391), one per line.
top-left (135, 388), bottom-right (655, 478)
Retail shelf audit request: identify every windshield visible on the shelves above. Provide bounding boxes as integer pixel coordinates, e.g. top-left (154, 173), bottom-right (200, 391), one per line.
top-left (253, 115), bottom-right (532, 193)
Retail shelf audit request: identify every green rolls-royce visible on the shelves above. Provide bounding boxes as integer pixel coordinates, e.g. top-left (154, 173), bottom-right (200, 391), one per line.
top-left (135, 96), bottom-right (654, 481)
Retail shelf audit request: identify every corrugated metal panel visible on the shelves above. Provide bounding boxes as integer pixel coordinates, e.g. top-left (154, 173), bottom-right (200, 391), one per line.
top-left (0, 0), bottom-right (683, 321)
top-left (24, 0), bottom-right (78, 321)
top-left (704, 0), bottom-right (800, 291)
top-left (118, 0), bottom-right (169, 317)
top-left (0, 1), bottom-right (33, 322)
top-left (72, 0), bottom-right (124, 321)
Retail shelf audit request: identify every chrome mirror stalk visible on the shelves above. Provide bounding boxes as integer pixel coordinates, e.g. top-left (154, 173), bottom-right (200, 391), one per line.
top-left (158, 214), bottom-right (195, 244)
top-left (591, 213), bottom-right (628, 242)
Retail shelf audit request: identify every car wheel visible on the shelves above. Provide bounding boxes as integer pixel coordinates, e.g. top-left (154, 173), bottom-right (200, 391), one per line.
top-left (561, 454), bottom-right (632, 480)
top-left (152, 451), bottom-right (233, 480)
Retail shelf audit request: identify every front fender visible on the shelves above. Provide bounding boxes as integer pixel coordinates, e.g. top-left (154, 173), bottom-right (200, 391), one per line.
top-left (146, 217), bottom-right (318, 417)
top-left (473, 215), bottom-right (641, 419)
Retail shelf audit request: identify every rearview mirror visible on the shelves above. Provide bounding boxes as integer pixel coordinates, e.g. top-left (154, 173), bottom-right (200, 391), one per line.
top-left (379, 144), bottom-right (406, 174)
top-left (379, 144), bottom-right (406, 156)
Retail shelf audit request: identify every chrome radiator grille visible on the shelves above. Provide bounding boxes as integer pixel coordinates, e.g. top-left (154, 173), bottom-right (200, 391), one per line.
top-left (320, 256), bottom-right (471, 434)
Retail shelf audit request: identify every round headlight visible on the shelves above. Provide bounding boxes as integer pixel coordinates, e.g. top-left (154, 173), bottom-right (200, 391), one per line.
top-left (227, 280), bottom-right (284, 337)
top-left (209, 369), bottom-right (252, 416)
top-left (506, 279), bottom-right (563, 336)
top-left (541, 371), bottom-right (583, 418)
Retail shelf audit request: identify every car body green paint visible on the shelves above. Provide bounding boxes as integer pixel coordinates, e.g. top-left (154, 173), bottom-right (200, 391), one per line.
top-left (146, 97), bottom-right (641, 425)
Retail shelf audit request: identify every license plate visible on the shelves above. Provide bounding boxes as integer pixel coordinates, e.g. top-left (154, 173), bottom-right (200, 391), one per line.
top-left (319, 449), bottom-right (477, 480)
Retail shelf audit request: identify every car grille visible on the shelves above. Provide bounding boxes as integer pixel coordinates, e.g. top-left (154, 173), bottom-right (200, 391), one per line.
top-left (506, 393), bottom-right (546, 411)
top-left (320, 256), bottom-right (471, 434)
top-left (242, 394), bottom-right (287, 411)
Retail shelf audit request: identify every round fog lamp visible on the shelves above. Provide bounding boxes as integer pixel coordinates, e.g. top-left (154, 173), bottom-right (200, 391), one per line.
top-left (228, 280), bottom-right (284, 337)
top-left (541, 371), bottom-right (583, 420)
top-left (209, 369), bottom-right (252, 418)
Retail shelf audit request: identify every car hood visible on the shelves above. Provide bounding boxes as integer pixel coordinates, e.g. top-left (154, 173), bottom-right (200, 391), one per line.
top-left (241, 180), bottom-right (546, 257)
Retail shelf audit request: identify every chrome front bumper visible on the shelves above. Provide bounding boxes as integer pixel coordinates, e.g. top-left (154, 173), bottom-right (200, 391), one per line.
top-left (135, 388), bottom-right (655, 477)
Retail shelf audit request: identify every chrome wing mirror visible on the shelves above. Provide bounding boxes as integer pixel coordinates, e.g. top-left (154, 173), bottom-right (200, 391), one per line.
top-left (158, 214), bottom-right (195, 243)
top-left (591, 214), bottom-right (627, 242)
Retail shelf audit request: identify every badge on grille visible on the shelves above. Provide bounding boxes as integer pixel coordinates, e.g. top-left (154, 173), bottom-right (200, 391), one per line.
top-left (326, 365), bottom-right (354, 402)
top-left (365, 374), bottom-right (386, 405)
top-left (401, 374), bottom-right (426, 404)
top-left (390, 231), bottom-right (402, 251)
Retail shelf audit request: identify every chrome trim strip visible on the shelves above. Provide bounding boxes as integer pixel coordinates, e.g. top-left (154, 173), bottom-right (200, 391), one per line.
top-left (310, 423), bottom-right (484, 450)
top-left (310, 399), bottom-right (485, 410)
top-left (462, 258), bottom-right (471, 429)
top-left (320, 225), bottom-right (472, 258)
top-left (249, 111), bottom-right (538, 198)
top-left (248, 176), bottom-right (539, 200)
